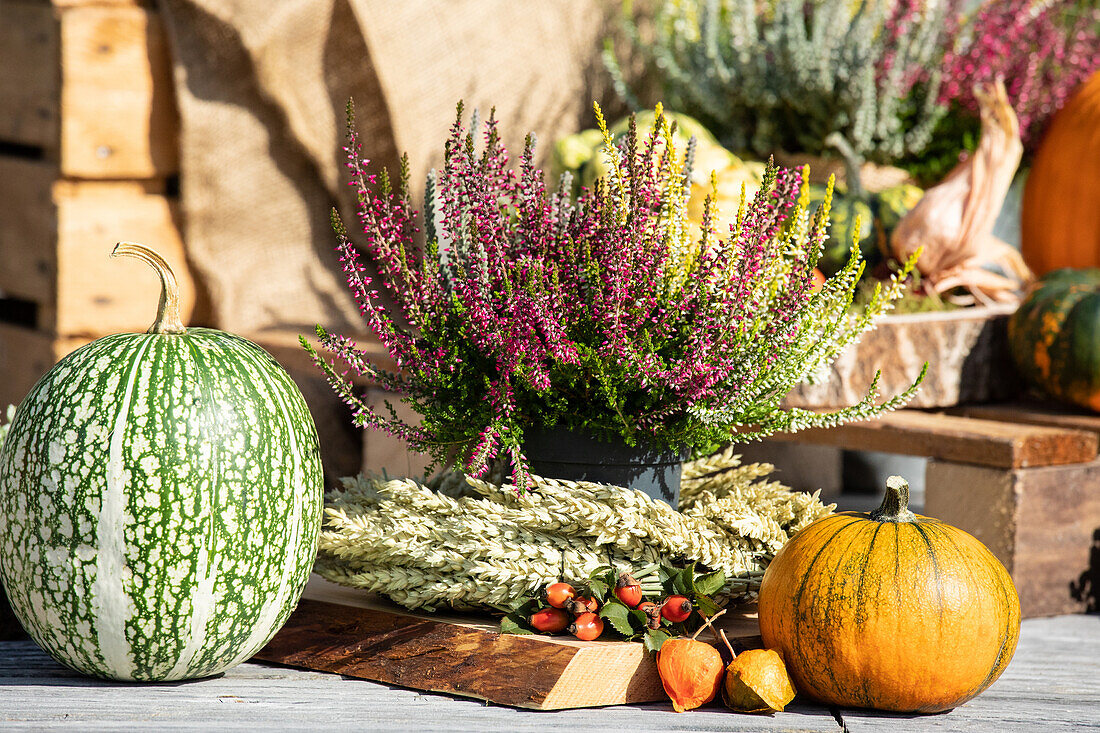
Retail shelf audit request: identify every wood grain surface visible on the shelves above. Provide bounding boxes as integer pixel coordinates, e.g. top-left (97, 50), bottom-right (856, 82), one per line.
top-left (0, 156), bottom-right (192, 339)
top-left (0, 0), bottom-right (59, 149)
top-left (926, 458), bottom-right (1100, 618)
top-left (0, 0), bottom-right (177, 177)
top-left (252, 577), bottom-right (761, 710)
top-left (1, 615), bottom-right (1096, 731)
top-left (770, 410), bottom-right (1098, 469)
top-left (949, 401), bottom-right (1100, 436)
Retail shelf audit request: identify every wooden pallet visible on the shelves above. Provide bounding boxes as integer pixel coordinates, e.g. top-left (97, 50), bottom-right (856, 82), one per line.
top-left (0, 0), bottom-right (177, 178)
top-left (0, 0), bottom-right (193, 409)
top-left (765, 406), bottom-right (1100, 618)
top-left (254, 576), bottom-right (762, 710)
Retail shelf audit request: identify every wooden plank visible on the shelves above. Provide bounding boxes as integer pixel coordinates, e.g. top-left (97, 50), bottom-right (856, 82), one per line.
top-left (59, 3), bottom-right (178, 178)
top-left (0, 1), bottom-right (176, 176)
top-left (783, 304), bottom-right (1019, 410)
top-left (0, 156), bottom-right (194, 338)
top-left (925, 458), bottom-right (1100, 618)
top-left (0, 156), bottom-right (57, 302)
top-left (769, 410), bottom-right (1098, 469)
top-left (949, 400), bottom-right (1100, 436)
top-left (253, 576), bottom-right (761, 711)
top-left (0, 641), bottom-right (841, 731)
top-left (1, 616), bottom-right (1095, 729)
top-left (0, 1), bottom-right (59, 148)
top-left (54, 176), bottom-right (191, 335)
top-left (0, 323), bottom-right (89, 407)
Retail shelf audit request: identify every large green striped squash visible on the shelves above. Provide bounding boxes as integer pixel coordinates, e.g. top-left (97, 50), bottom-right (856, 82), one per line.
top-left (1008, 268), bottom-right (1100, 411)
top-left (0, 243), bottom-right (323, 681)
top-left (758, 476), bottom-right (1020, 713)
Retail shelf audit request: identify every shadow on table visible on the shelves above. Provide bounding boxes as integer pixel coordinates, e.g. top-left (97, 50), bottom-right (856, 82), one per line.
top-left (0, 640), bottom-right (224, 688)
top-left (1069, 527), bottom-right (1100, 614)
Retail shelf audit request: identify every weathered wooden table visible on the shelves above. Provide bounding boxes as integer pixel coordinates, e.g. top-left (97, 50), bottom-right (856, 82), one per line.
top-left (1, 613), bottom-right (1095, 731)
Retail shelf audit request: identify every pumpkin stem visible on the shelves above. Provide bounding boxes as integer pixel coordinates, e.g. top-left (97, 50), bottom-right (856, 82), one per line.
top-left (111, 242), bottom-right (186, 334)
top-left (870, 475), bottom-right (917, 523)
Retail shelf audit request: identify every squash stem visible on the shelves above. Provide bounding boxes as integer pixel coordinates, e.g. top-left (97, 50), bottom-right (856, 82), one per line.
top-left (111, 242), bottom-right (186, 334)
top-left (870, 475), bottom-right (916, 523)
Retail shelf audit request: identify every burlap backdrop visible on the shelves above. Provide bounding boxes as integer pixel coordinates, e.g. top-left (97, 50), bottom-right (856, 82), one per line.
top-left (156, 0), bottom-right (614, 334)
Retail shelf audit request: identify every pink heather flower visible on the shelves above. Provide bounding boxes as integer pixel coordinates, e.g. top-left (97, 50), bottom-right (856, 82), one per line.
top-left (941, 1), bottom-right (1100, 148)
top-left (308, 102), bottom-right (866, 488)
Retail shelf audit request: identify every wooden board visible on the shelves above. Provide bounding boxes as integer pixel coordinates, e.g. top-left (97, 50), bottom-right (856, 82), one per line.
top-left (254, 576), bottom-right (762, 711)
top-left (0, 0), bottom-right (177, 178)
top-left (949, 401), bottom-right (1100, 436)
top-left (0, 638), bottom-right (841, 731)
top-left (4, 615), bottom-right (1096, 729)
top-left (926, 458), bottom-right (1100, 618)
top-left (769, 410), bottom-right (1098, 469)
top-left (783, 305), bottom-right (1019, 410)
top-left (0, 322), bottom-right (90, 407)
top-left (0, 156), bottom-right (194, 338)
top-left (0, 0), bottom-right (59, 149)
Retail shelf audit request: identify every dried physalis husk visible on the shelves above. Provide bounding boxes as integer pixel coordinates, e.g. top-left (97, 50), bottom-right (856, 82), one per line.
top-left (657, 638), bottom-right (725, 712)
top-left (656, 609), bottom-right (727, 712)
top-left (890, 78), bottom-right (1030, 304)
top-left (720, 631), bottom-right (797, 713)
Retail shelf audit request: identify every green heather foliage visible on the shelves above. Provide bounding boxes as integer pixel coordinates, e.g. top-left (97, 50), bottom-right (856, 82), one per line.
top-left (606, 0), bottom-right (959, 165)
top-left (310, 104), bottom-right (925, 489)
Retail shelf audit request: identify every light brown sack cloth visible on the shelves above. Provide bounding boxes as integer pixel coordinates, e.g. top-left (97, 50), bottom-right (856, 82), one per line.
top-left (156, 0), bottom-right (613, 333)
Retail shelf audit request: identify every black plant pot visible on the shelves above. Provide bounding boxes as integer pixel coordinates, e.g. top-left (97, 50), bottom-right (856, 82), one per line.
top-left (522, 427), bottom-right (686, 507)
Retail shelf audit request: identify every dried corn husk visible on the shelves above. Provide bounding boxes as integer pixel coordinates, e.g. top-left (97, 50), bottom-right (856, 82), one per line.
top-left (891, 80), bottom-right (1032, 304)
top-left (314, 448), bottom-right (834, 611)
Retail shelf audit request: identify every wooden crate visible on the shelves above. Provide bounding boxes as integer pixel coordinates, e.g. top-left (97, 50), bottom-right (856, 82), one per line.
top-left (0, 0), bottom-right (192, 409)
top-left (767, 406), bottom-right (1100, 617)
top-left (0, 0), bottom-right (178, 178)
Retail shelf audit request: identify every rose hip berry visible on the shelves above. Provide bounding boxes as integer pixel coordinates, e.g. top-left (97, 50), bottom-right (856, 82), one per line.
top-left (545, 582), bottom-right (576, 609)
top-left (528, 607), bottom-right (571, 634)
top-left (566, 595), bottom-right (599, 615)
top-left (570, 612), bottom-right (604, 641)
top-left (661, 596), bottom-right (693, 623)
top-left (613, 572), bottom-right (643, 608)
top-left (638, 601), bottom-right (661, 628)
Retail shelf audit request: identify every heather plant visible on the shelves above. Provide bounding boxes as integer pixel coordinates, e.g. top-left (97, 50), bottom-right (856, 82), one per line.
top-left (306, 103), bottom-right (923, 491)
top-left (940, 0), bottom-right (1100, 150)
top-left (605, 0), bottom-right (962, 165)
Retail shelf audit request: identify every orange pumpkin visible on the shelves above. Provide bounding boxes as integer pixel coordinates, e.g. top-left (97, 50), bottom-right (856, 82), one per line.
top-left (1022, 71), bottom-right (1100, 275)
top-left (758, 476), bottom-right (1020, 713)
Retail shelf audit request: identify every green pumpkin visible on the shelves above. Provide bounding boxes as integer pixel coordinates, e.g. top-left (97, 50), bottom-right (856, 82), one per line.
top-left (0, 243), bottom-right (323, 681)
top-left (808, 186), bottom-right (876, 276)
top-left (551, 110), bottom-right (743, 192)
top-left (1008, 268), bottom-right (1100, 411)
top-left (872, 183), bottom-right (924, 238)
